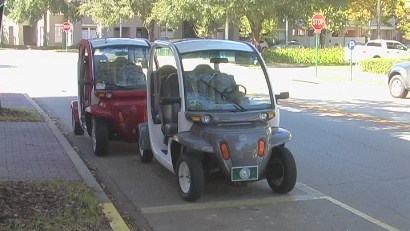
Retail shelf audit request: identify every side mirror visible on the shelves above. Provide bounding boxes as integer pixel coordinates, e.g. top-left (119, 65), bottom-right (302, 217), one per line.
top-left (160, 97), bottom-right (181, 105)
top-left (78, 80), bottom-right (91, 85)
top-left (275, 92), bottom-right (289, 100)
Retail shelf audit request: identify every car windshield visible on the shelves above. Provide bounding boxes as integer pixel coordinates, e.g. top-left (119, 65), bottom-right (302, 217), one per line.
top-left (181, 50), bottom-right (273, 112)
top-left (93, 45), bottom-right (149, 90)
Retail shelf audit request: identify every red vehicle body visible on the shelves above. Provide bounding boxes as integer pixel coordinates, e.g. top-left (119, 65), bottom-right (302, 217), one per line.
top-left (71, 38), bottom-right (150, 156)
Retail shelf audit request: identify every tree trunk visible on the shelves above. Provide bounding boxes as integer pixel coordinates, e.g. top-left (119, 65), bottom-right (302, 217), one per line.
top-left (42, 11), bottom-right (48, 46)
top-left (147, 20), bottom-right (156, 42)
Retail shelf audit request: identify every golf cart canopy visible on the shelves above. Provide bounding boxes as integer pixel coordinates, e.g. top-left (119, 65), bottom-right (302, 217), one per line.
top-left (156, 39), bottom-right (254, 54)
top-left (89, 38), bottom-right (150, 49)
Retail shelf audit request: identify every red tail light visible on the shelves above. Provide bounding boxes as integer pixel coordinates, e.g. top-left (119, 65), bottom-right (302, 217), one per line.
top-left (258, 139), bottom-right (265, 157)
top-left (220, 143), bottom-right (230, 160)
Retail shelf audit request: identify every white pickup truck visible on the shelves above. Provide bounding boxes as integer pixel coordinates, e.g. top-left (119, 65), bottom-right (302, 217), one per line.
top-left (346, 39), bottom-right (410, 63)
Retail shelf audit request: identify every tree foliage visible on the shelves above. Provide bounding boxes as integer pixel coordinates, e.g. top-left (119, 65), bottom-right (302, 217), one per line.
top-left (79, 0), bottom-right (156, 40)
top-left (5, 0), bottom-right (67, 25)
top-left (4, 0), bottom-right (79, 46)
top-left (4, 0), bottom-right (410, 46)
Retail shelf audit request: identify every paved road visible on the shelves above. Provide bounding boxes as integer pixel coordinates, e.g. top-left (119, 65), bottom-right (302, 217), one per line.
top-left (1, 49), bottom-right (409, 230)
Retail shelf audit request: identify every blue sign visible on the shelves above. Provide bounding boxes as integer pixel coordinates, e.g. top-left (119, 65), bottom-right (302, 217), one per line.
top-left (348, 40), bottom-right (356, 51)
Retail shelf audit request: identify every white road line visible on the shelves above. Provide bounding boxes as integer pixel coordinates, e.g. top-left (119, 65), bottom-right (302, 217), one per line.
top-left (297, 183), bottom-right (400, 231)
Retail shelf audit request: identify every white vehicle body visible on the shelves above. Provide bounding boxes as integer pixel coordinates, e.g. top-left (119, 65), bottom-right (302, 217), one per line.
top-left (347, 39), bottom-right (410, 63)
top-left (137, 39), bottom-right (297, 201)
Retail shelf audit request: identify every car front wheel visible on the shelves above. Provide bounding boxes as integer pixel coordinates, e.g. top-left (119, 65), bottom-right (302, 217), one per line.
top-left (389, 75), bottom-right (409, 98)
top-left (176, 153), bottom-right (204, 201)
top-left (266, 146), bottom-right (297, 194)
top-left (92, 117), bottom-right (109, 156)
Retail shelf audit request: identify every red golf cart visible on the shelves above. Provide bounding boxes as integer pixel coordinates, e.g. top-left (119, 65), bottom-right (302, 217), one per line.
top-left (71, 38), bottom-right (150, 156)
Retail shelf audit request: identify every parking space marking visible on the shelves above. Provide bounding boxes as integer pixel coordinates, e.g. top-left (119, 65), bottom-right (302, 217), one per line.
top-left (141, 183), bottom-right (399, 231)
top-left (141, 182), bottom-right (327, 214)
top-left (141, 193), bottom-right (325, 214)
top-left (297, 183), bottom-right (400, 231)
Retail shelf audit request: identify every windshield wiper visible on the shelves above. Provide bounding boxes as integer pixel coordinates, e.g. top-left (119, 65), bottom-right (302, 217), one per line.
top-left (198, 79), bottom-right (246, 112)
top-left (103, 82), bottom-right (132, 89)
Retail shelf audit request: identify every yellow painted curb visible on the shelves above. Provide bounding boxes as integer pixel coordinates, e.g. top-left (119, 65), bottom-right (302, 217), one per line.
top-left (102, 202), bottom-right (130, 231)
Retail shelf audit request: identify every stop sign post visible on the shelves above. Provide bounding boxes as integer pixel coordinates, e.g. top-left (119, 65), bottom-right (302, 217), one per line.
top-left (62, 22), bottom-right (70, 52)
top-left (312, 14), bottom-right (326, 77)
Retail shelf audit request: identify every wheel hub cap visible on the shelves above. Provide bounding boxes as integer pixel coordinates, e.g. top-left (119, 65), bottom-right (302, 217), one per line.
top-left (178, 162), bottom-right (191, 193)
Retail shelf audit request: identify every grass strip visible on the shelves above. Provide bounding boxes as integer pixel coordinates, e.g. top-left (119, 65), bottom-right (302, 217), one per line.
top-left (0, 180), bottom-right (112, 231)
top-left (0, 107), bottom-right (44, 122)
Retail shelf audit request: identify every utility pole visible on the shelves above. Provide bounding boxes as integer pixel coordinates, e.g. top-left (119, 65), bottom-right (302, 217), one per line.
top-left (377, 0), bottom-right (381, 39)
top-left (120, 18), bottom-right (122, 38)
top-left (0, 0), bottom-right (4, 29)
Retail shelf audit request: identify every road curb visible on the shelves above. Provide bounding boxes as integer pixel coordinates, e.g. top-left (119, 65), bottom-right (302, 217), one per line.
top-left (24, 93), bottom-right (130, 231)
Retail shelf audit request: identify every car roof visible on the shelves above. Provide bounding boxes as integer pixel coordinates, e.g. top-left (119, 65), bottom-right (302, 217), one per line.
top-left (154, 39), bottom-right (255, 53)
top-left (85, 38), bottom-right (150, 48)
top-left (367, 39), bottom-right (402, 43)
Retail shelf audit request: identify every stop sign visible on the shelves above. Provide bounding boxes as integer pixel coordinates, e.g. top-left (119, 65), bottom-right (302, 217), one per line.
top-left (62, 22), bottom-right (71, 32)
top-left (312, 14), bottom-right (326, 31)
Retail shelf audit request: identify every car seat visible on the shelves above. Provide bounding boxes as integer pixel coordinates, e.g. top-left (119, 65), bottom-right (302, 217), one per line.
top-left (192, 64), bottom-right (216, 99)
top-left (152, 65), bottom-right (177, 123)
top-left (114, 57), bottom-right (129, 83)
top-left (123, 63), bottom-right (146, 85)
top-left (160, 73), bottom-right (180, 140)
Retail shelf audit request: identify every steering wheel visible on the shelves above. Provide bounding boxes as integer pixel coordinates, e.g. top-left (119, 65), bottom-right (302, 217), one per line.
top-left (221, 84), bottom-right (247, 100)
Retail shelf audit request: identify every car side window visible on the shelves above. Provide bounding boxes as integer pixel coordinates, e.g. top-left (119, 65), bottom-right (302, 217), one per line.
top-left (387, 42), bottom-right (395, 50)
top-left (367, 42), bottom-right (382, 47)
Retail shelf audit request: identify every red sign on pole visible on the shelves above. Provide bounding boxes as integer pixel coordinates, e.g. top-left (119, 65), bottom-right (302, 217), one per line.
top-left (62, 22), bottom-right (71, 32)
top-left (312, 14), bottom-right (326, 31)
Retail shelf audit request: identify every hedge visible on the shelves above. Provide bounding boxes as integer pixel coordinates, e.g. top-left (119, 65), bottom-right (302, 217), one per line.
top-left (262, 47), bottom-right (346, 65)
top-left (262, 47), bottom-right (409, 74)
top-left (359, 58), bottom-right (404, 74)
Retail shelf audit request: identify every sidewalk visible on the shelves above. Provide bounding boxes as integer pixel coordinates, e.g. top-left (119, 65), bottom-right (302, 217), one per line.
top-left (0, 92), bottom-right (129, 231)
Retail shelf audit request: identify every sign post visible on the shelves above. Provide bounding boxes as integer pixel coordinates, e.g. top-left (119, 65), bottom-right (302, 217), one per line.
top-left (62, 22), bottom-right (71, 52)
top-left (312, 14), bottom-right (326, 78)
top-left (348, 40), bottom-right (356, 81)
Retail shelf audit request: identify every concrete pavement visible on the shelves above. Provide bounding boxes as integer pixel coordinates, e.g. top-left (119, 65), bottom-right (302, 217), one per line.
top-left (0, 92), bottom-right (130, 231)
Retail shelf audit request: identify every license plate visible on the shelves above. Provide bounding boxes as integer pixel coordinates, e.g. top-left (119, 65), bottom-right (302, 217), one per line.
top-left (231, 166), bottom-right (258, 181)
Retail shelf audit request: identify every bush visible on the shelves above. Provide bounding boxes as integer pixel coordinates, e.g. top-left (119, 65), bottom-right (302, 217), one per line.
top-left (262, 47), bottom-right (346, 65)
top-left (359, 58), bottom-right (403, 74)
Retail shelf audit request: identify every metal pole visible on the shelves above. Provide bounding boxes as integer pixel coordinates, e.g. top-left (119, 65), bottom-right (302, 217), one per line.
top-left (350, 49), bottom-right (353, 81)
top-left (315, 32), bottom-right (319, 78)
top-left (65, 31), bottom-right (68, 53)
top-left (120, 18), bottom-right (122, 37)
top-left (377, 0), bottom-right (381, 39)
top-left (285, 17), bottom-right (289, 45)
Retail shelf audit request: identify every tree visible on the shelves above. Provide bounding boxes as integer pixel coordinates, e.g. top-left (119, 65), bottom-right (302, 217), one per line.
top-left (4, 0), bottom-right (76, 46)
top-left (348, 0), bottom-right (410, 39)
top-left (394, 1), bottom-right (410, 40)
top-left (79, 0), bottom-right (156, 41)
top-left (0, 0), bottom-right (4, 31)
top-left (150, 0), bottom-right (226, 38)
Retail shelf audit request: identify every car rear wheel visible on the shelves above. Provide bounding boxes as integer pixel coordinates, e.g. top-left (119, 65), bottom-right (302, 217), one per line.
top-left (138, 137), bottom-right (153, 163)
top-left (266, 146), bottom-right (297, 194)
top-left (389, 75), bottom-right (409, 98)
top-left (176, 153), bottom-right (204, 201)
top-left (92, 117), bottom-right (109, 156)
top-left (72, 113), bottom-right (84, 135)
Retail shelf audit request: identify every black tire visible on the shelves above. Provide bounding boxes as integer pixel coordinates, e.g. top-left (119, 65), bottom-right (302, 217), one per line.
top-left (92, 117), bottom-right (109, 156)
top-left (72, 113), bottom-right (84, 135)
top-left (389, 75), bottom-right (409, 98)
top-left (266, 146), bottom-right (297, 194)
top-left (176, 154), bottom-right (204, 201)
top-left (138, 138), bottom-right (153, 163)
